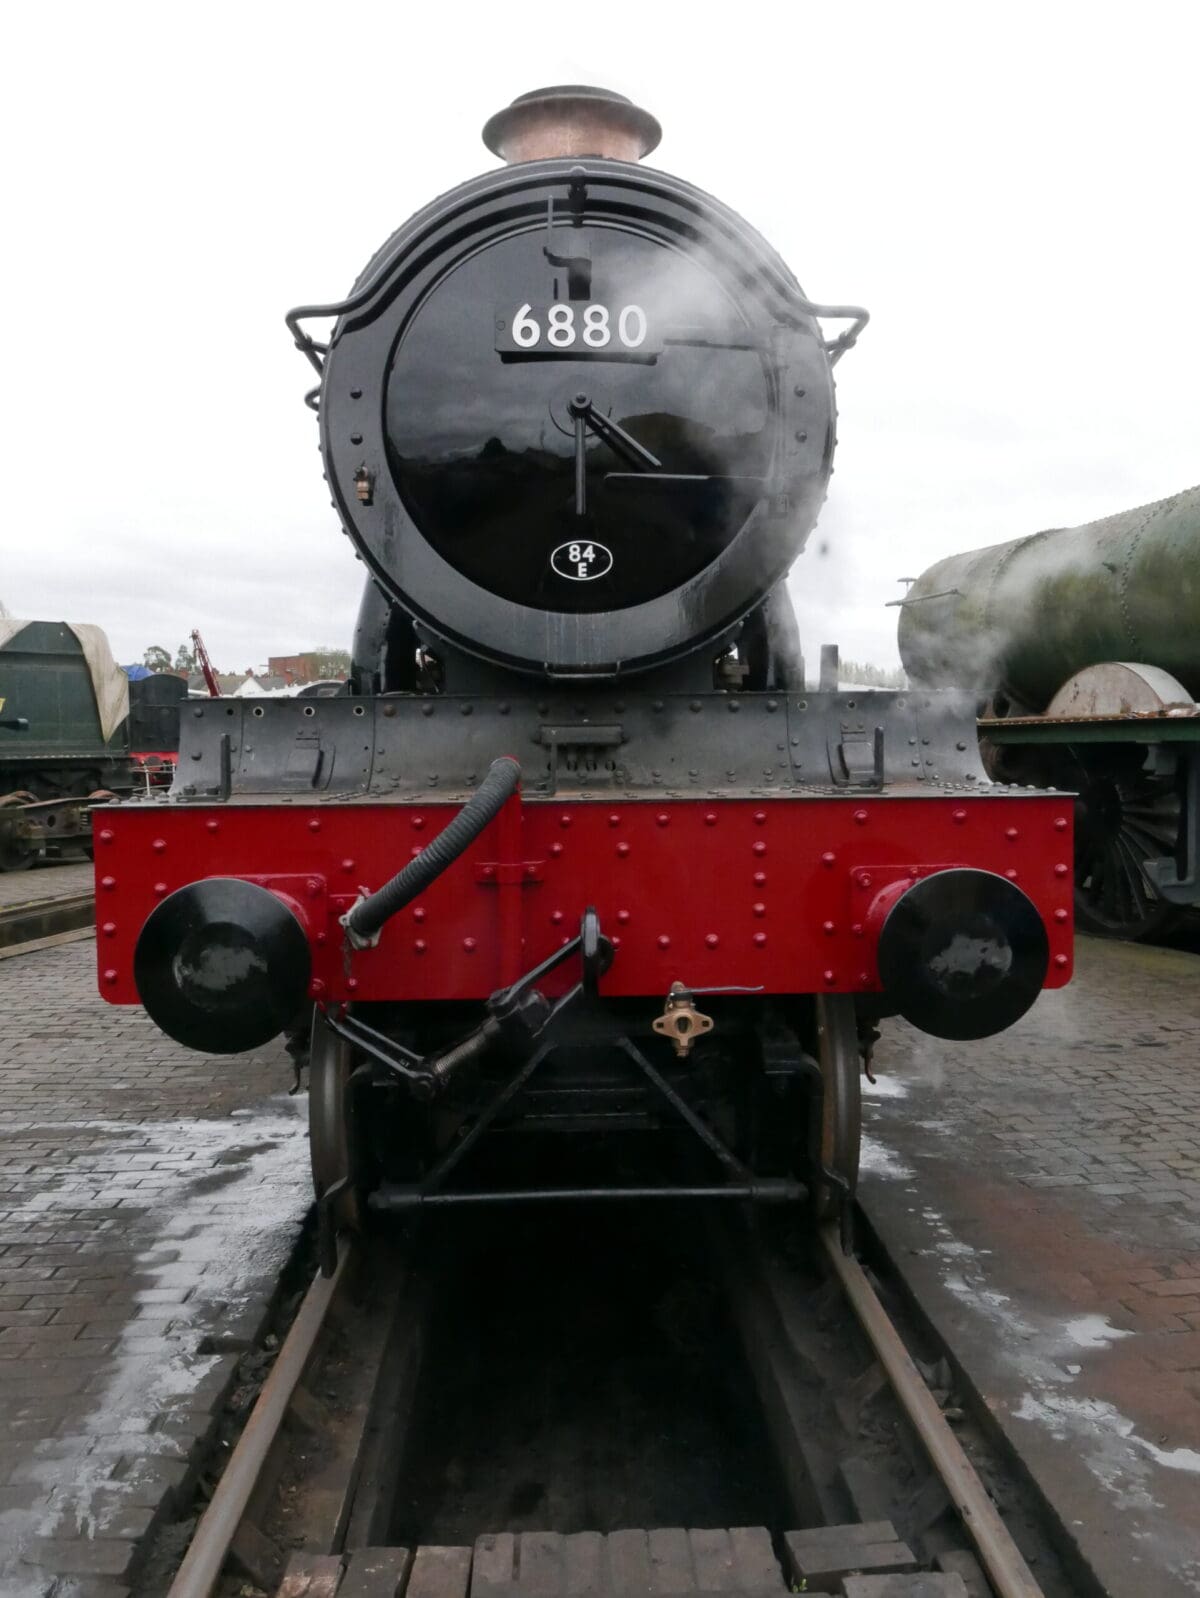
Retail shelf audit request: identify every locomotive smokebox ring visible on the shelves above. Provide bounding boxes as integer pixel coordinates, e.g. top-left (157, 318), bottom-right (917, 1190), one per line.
top-left (134, 879), bottom-right (311, 1056)
top-left (876, 869), bottom-right (1049, 1041)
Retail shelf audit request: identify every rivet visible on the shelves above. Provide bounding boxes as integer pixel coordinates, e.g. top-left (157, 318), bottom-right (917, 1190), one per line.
top-left (752, 841), bottom-right (767, 856)
top-left (690, 701), bottom-right (702, 712)
top-left (316, 931), bottom-right (327, 945)
top-left (482, 865), bottom-right (496, 879)
top-left (350, 432), bottom-right (363, 445)
top-left (307, 879), bottom-right (322, 897)
top-left (753, 932), bottom-right (767, 947)
top-left (525, 864), bottom-right (537, 879)
top-left (608, 813), bottom-right (622, 827)
top-left (101, 922), bottom-right (117, 938)
top-left (795, 429), bottom-right (808, 442)
top-left (1005, 827), bottom-right (1019, 840)
top-left (853, 809), bottom-right (868, 825)
top-left (728, 700), bottom-right (740, 713)
top-left (309, 978), bottom-right (326, 997)
top-left (822, 852), bottom-right (837, 868)
top-left (612, 935), bottom-right (622, 949)
top-left (103, 968), bottom-right (119, 985)
top-left (705, 812), bottom-right (718, 826)
top-left (823, 969), bottom-right (836, 985)
top-left (499, 703), bottom-right (511, 715)
top-left (383, 704), bottom-right (395, 718)
top-left (347, 977), bottom-right (359, 991)
top-left (414, 939), bottom-right (427, 954)
top-left (560, 814), bottom-right (572, 828)
top-left (858, 971), bottom-right (870, 985)
top-left (308, 819), bottom-right (321, 833)
top-left (206, 818), bottom-right (220, 834)
top-left (413, 907), bottom-right (426, 922)
top-left (421, 704), bottom-right (434, 717)
top-left (1053, 907), bottom-right (1068, 923)
top-left (1005, 868), bottom-right (1019, 880)
top-left (823, 920), bottom-right (835, 935)
top-left (652, 699), bottom-right (664, 712)
top-left (752, 902), bottom-right (767, 919)
top-left (551, 910), bottom-right (565, 925)
top-left (460, 703), bottom-right (472, 716)
top-left (753, 871), bottom-right (767, 886)
top-left (953, 809), bottom-right (967, 824)
top-left (794, 385), bottom-right (806, 397)
top-left (1054, 953), bottom-right (1069, 967)
top-left (551, 841), bottom-right (565, 856)
top-left (154, 881), bottom-right (168, 896)
top-left (350, 387), bottom-right (362, 399)
top-left (463, 937), bottom-right (477, 952)
top-left (767, 699), bottom-right (779, 712)
top-left (856, 870), bottom-right (871, 887)
top-left (342, 858), bottom-right (355, 871)
top-left (98, 828), bottom-right (114, 844)
top-left (1054, 862), bottom-right (1069, 877)
top-left (1054, 816), bottom-right (1069, 831)
top-left (615, 841), bottom-right (631, 857)
top-left (657, 813), bottom-right (670, 827)
top-left (705, 933), bottom-right (719, 948)
top-left (956, 740), bottom-right (968, 751)
top-left (617, 909), bottom-right (631, 924)
top-left (754, 810), bottom-right (767, 825)
top-left (851, 922), bottom-right (864, 937)
top-left (657, 934), bottom-right (671, 949)
top-left (412, 816), bottom-right (426, 830)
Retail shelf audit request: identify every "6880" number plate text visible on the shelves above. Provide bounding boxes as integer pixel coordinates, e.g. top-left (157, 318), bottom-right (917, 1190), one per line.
top-left (495, 302), bottom-right (659, 358)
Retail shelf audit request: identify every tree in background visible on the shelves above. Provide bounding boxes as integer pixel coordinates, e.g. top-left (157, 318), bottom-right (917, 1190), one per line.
top-left (174, 641), bottom-right (197, 673)
top-left (306, 646), bottom-right (352, 679)
top-left (143, 644), bottom-right (173, 673)
top-left (838, 660), bottom-right (908, 689)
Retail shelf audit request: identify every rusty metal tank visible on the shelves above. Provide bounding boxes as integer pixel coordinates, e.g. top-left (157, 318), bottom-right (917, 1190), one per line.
top-left (897, 484), bottom-right (1200, 711)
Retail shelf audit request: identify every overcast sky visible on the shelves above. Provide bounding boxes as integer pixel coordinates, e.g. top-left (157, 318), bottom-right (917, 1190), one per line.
top-left (2, 1), bottom-right (1196, 674)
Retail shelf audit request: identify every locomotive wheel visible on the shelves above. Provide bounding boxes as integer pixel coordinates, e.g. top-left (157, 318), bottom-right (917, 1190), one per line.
top-left (309, 1008), bottom-right (363, 1233)
top-left (1073, 761), bottom-right (1181, 940)
top-left (814, 993), bottom-right (861, 1219)
top-left (0, 796), bottom-right (34, 872)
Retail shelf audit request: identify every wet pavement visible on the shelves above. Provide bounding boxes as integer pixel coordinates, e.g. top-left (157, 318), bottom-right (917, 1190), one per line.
top-left (861, 934), bottom-right (1200, 1597)
top-left (0, 937), bottom-right (309, 1597)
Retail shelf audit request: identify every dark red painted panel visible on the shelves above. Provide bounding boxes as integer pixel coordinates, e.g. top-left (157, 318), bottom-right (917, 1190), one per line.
top-left (94, 793), bottom-right (1074, 1003)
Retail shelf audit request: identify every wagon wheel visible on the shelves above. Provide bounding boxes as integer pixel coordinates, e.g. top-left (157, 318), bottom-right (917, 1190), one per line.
top-left (814, 993), bottom-right (861, 1219)
top-left (0, 794), bottom-right (34, 872)
top-left (309, 1007), bottom-right (363, 1234)
top-left (1073, 759), bottom-right (1181, 940)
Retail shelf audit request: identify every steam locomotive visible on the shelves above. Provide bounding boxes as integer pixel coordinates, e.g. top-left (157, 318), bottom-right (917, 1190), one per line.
top-left (95, 87), bottom-right (1073, 1245)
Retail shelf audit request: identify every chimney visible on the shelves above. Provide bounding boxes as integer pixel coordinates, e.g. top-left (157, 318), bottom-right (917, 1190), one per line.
top-left (482, 85), bottom-right (661, 165)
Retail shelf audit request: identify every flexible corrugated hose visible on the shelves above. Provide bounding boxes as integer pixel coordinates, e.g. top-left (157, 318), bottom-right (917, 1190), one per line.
top-left (343, 756), bottom-right (521, 946)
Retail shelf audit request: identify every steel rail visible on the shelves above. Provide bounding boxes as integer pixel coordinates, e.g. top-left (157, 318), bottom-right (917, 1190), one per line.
top-left (820, 1224), bottom-right (1044, 1598)
top-left (166, 1238), bottom-right (351, 1598)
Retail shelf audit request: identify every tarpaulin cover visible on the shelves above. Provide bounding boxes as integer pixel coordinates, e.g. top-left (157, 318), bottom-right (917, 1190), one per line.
top-left (0, 620), bottom-right (131, 743)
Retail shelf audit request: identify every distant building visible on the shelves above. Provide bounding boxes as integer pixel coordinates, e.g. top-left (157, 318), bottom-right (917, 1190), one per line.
top-left (268, 653), bottom-right (346, 686)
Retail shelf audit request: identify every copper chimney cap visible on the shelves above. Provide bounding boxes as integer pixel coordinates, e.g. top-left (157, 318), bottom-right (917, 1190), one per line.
top-left (482, 85), bottom-right (661, 164)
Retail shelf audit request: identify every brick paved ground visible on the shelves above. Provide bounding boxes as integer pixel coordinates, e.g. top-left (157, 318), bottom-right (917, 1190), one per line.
top-left (861, 934), bottom-right (1200, 1597)
top-left (0, 937), bottom-right (309, 1597)
top-left (0, 861), bottom-right (94, 910)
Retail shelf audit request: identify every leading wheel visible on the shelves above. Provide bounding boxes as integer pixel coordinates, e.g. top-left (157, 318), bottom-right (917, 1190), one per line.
top-left (1073, 758), bottom-right (1181, 940)
top-left (309, 1008), bottom-right (363, 1233)
top-left (814, 993), bottom-right (861, 1220)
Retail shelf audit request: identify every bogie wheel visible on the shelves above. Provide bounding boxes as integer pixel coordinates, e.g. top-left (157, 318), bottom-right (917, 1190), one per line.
top-left (309, 1008), bottom-right (364, 1234)
top-left (0, 795), bottom-right (34, 872)
top-left (1073, 758), bottom-right (1181, 940)
top-left (814, 993), bottom-right (861, 1220)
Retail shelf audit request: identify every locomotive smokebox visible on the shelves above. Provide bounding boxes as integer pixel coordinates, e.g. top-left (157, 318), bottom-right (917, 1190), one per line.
top-left (482, 85), bottom-right (662, 163)
top-left (874, 869), bottom-right (1049, 1040)
top-left (133, 879), bottom-right (311, 1055)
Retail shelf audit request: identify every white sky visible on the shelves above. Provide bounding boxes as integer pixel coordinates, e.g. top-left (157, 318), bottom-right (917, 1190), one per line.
top-left (2, 1), bottom-right (1196, 673)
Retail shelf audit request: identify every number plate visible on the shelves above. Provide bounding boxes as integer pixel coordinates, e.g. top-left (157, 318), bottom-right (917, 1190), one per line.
top-left (495, 302), bottom-right (661, 359)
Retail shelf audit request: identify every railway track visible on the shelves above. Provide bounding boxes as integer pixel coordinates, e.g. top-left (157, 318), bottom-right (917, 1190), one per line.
top-left (156, 1204), bottom-right (1078, 1598)
top-left (0, 885), bottom-right (95, 955)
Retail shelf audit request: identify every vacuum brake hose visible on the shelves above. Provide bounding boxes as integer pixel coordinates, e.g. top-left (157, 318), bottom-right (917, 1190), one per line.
top-left (343, 756), bottom-right (521, 947)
